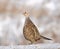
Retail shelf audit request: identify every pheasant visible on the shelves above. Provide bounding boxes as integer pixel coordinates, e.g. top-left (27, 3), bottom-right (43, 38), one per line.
top-left (23, 11), bottom-right (51, 44)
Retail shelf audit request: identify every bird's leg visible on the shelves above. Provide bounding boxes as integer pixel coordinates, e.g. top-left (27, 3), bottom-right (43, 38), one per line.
top-left (29, 39), bottom-right (36, 44)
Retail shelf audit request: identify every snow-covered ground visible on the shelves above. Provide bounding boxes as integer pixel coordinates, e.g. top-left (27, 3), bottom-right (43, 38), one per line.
top-left (0, 43), bottom-right (60, 49)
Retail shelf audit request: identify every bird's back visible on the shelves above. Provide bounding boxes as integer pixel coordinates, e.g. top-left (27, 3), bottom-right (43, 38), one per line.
top-left (23, 17), bottom-right (41, 42)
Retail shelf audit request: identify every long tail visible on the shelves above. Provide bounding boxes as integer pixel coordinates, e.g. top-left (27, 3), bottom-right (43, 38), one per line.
top-left (40, 35), bottom-right (52, 40)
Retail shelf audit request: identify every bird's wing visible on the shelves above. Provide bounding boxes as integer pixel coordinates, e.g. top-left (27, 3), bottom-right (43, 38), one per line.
top-left (31, 26), bottom-right (40, 41)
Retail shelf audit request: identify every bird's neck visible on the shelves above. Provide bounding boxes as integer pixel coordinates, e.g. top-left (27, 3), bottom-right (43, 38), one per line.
top-left (25, 17), bottom-right (32, 25)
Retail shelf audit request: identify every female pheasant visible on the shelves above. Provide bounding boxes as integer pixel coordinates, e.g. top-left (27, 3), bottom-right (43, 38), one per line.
top-left (23, 11), bottom-right (51, 44)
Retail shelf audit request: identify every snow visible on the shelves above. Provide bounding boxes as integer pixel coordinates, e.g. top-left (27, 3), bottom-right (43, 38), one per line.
top-left (0, 43), bottom-right (60, 49)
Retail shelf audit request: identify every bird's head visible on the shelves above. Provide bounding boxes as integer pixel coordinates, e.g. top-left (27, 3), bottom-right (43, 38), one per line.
top-left (23, 11), bottom-right (30, 17)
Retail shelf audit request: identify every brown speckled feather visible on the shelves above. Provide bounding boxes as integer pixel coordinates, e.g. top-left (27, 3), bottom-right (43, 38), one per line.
top-left (23, 17), bottom-right (51, 44)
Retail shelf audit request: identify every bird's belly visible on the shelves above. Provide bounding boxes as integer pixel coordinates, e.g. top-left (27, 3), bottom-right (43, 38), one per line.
top-left (23, 27), bottom-right (35, 41)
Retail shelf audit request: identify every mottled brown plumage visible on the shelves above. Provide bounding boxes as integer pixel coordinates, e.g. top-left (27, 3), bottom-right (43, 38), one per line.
top-left (23, 11), bottom-right (51, 44)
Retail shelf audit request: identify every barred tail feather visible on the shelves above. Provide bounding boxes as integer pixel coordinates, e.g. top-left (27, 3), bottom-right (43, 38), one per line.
top-left (40, 35), bottom-right (52, 40)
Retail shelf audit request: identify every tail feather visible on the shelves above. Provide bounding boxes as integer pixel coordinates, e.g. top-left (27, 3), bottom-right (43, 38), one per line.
top-left (40, 35), bottom-right (52, 40)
